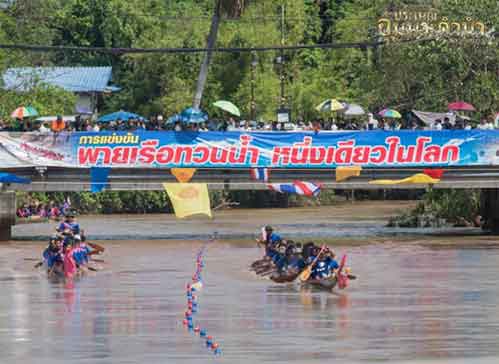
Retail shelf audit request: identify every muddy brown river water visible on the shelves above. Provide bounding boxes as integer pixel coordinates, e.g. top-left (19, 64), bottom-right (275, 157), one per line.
top-left (1, 202), bottom-right (499, 364)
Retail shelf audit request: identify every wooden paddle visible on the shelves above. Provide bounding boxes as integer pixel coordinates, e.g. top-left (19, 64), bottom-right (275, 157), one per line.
top-left (297, 245), bottom-right (327, 283)
top-left (90, 258), bottom-right (106, 263)
top-left (87, 242), bottom-right (105, 255)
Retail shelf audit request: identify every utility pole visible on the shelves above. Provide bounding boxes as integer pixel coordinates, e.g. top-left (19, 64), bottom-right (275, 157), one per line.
top-left (279, 3), bottom-right (286, 109)
top-left (250, 51), bottom-right (257, 121)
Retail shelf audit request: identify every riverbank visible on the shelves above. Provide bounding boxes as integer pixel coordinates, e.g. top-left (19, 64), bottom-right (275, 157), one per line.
top-left (11, 200), bottom-right (490, 243)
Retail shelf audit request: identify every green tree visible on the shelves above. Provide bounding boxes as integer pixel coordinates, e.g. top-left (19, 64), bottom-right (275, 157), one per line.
top-left (0, 84), bottom-right (76, 121)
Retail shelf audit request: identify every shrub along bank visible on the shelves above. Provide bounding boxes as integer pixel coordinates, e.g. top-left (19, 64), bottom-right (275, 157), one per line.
top-left (388, 189), bottom-right (481, 228)
top-left (16, 190), bottom-right (338, 215)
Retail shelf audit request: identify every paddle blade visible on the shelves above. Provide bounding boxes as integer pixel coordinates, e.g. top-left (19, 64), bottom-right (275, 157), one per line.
top-left (298, 266), bottom-right (312, 282)
top-left (261, 227), bottom-right (267, 241)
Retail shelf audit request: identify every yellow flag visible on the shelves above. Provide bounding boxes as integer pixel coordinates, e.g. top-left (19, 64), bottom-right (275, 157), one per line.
top-left (369, 173), bottom-right (440, 185)
top-left (171, 168), bottom-right (196, 183)
top-left (163, 183), bottom-right (212, 219)
top-left (336, 166), bottom-right (362, 182)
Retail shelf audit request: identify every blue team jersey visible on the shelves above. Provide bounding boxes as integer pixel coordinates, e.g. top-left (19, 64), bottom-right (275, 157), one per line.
top-left (43, 249), bottom-right (62, 268)
top-left (58, 221), bottom-right (80, 234)
top-left (288, 256), bottom-right (306, 270)
top-left (328, 259), bottom-right (339, 271)
top-left (264, 233), bottom-right (281, 258)
top-left (72, 245), bottom-right (91, 265)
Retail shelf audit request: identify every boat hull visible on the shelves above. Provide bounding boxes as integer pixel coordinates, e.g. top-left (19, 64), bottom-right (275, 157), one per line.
top-left (305, 276), bottom-right (338, 290)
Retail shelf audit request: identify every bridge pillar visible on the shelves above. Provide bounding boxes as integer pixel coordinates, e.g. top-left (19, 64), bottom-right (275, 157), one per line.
top-left (480, 189), bottom-right (499, 233)
top-left (0, 191), bottom-right (16, 241)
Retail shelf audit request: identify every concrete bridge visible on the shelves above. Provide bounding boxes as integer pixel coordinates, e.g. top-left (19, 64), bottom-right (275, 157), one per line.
top-left (4, 165), bottom-right (499, 191)
top-left (2, 165), bottom-right (499, 240)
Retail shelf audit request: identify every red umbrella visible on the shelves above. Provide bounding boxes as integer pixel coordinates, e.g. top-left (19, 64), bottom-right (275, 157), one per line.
top-left (448, 101), bottom-right (476, 112)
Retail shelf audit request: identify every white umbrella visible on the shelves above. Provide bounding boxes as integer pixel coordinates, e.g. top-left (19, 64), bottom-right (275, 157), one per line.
top-left (343, 104), bottom-right (366, 117)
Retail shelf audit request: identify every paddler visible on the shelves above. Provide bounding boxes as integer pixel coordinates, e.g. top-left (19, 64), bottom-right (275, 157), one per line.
top-left (57, 211), bottom-right (80, 235)
top-left (285, 244), bottom-right (306, 274)
top-left (42, 236), bottom-right (63, 273)
top-left (71, 235), bottom-right (87, 269)
top-left (252, 226), bottom-right (283, 275)
top-left (312, 249), bottom-right (339, 280)
top-left (62, 240), bottom-right (77, 279)
top-left (257, 225), bottom-right (282, 259)
top-left (80, 231), bottom-right (105, 257)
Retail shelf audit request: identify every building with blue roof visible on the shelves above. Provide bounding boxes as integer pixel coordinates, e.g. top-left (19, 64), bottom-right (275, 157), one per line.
top-left (2, 67), bottom-right (119, 114)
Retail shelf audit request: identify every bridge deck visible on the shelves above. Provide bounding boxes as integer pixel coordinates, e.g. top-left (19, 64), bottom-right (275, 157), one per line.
top-left (2, 166), bottom-right (499, 191)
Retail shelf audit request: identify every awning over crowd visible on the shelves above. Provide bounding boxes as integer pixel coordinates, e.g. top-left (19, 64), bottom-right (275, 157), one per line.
top-left (412, 110), bottom-right (457, 126)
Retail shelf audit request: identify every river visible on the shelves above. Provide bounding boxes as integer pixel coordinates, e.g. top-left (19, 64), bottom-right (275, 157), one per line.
top-left (1, 202), bottom-right (499, 364)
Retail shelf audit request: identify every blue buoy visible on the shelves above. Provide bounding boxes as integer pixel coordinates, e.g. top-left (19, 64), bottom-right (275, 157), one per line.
top-left (200, 330), bottom-right (206, 337)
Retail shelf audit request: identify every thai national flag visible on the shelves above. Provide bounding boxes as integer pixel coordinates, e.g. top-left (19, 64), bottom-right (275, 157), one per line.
top-left (268, 181), bottom-right (322, 197)
top-left (250, 168), bottom-right (270, 182)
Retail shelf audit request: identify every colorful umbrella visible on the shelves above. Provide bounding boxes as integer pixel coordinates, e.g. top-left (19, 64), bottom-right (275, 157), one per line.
top-left (11, 106), bottom-right (38, 119)
top-left (213, 100), bottom-right (241, 117)
top-left (448, 101), bottom-right (475, 112)
top-left (316, 99), bottom-right (346, 112)
top-left (98, 111), bottom-right (146, 122)
top-left (343, 103), bottom-right (366, 117)
top-left (378, 108), bottom-right (402, 119)
top-left (180, 107), bottom-right (208, 124)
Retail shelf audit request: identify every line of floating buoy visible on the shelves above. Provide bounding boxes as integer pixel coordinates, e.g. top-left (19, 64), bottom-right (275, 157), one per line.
top-left (183, 245), bottom-right (221, 356)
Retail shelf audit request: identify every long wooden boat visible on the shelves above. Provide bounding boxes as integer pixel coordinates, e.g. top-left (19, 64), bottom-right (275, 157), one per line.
top-left (304, 276), bottom-right (338, 290)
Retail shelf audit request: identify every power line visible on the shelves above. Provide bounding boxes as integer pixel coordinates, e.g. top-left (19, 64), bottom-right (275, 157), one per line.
top-left (0, 38), bottom-right (434, 55)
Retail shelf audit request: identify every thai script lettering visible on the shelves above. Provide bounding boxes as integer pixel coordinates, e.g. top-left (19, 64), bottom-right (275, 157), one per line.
top-left (20, 142), bottom-right (64, 161)
top-left (77, 135), bottom-right (260, 166)
top-left (378, 7), bottom-right (490, 39)
top-left (77, 134), bottom-right (460, 168)
top-left (271, 136), bottom-right (459, 167)
top-left (78, 133), bottom-right (139, 145)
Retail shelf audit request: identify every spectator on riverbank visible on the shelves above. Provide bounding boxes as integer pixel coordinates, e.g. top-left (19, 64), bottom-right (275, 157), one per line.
top-left (16, 197), bottom-right (71, 220)
top-left (2, 109), bottom-right (498, 132)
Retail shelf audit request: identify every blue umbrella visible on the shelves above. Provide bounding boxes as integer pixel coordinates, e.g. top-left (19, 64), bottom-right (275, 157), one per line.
top-left (180, 107), bottom-right (208, 124)
top-left (98, 111), bottom-right (146, 123)
top-left (166, 114), bottom-right (182, 124)
top-left (0, 173), bottom-right (31, 184)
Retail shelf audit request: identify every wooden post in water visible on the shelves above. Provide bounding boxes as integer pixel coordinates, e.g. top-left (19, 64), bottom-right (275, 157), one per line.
top-left (480, 189), bottom-right (499, 232)
top-left (0, 191), bottom-right (16, 242)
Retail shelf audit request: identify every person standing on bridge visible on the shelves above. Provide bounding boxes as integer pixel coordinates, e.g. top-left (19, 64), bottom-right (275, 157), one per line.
top-left (51, 115), bottom-right (65, 133)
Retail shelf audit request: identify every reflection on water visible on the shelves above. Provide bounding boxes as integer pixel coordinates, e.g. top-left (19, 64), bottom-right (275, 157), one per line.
top-left (0, 241), bottom-right (498, 364)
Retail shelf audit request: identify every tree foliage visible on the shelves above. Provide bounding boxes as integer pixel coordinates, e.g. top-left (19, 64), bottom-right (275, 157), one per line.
top-left (0, 0), bottom-right (497, 121)
top-left (0, 84), bottom-right (76, 120)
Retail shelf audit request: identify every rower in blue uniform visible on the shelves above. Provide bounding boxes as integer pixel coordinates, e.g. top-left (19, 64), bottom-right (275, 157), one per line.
top-left (57, 212), bottom-right (80, 235)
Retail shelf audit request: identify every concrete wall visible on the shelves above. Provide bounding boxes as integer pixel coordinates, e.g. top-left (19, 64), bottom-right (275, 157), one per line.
top-left (0, 191), bottom-right (16, 241)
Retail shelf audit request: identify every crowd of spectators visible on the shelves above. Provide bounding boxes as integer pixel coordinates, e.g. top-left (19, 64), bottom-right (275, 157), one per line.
top-left (0, 112), bottom-right (497, 133)
top-left (17, 198), bottom-right (71, 220)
